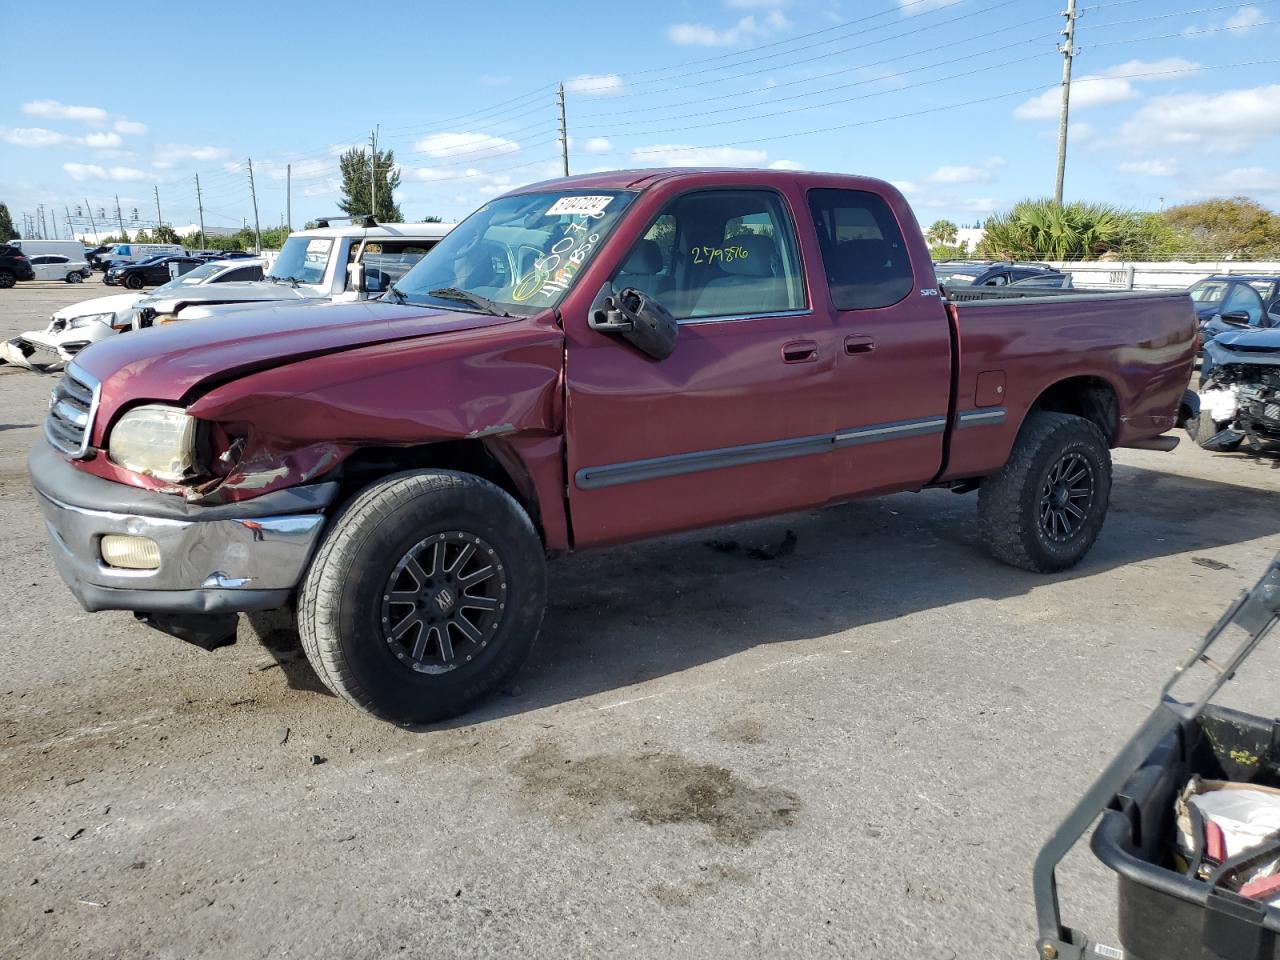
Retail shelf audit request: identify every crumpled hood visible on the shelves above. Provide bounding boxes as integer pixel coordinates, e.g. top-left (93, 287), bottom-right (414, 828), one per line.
top-left (53, 292), bottom-right (143, 322)
top-left (74, 298), bottom-right (519, 416)
top-left (146, 279), bottom-right (319, 311)
top-left (1204, 327), bottom-right (1280, 369)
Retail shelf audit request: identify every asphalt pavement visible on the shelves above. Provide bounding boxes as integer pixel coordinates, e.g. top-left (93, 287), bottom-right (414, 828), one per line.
top-left (3, 281), bottom-right (1279, 960)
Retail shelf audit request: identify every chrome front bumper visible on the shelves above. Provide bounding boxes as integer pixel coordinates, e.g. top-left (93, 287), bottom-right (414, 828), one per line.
top-left (30, 440), bottom-right (335, 614)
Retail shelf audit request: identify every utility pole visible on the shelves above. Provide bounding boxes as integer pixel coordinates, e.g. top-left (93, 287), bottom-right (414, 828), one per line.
top-left (1053, 0), bottom-right (1078, 206)
top-left (247, 157), bottom-right (263, 252)
top-left (50, 205), bottom-right (59, 239)
top-left (286, 163), bottom-right (292, 232)
top-left (194, 174), bottom-right (206, 250)
top-left (369, 126), bottom-right (378, 220)
top-left (84, 198), bottom-right (98, 243)
top-left (65, 206), bottom-right (73, 242)
top-left (557, 82), bottom-right (569, 177)
top-left (114, 195), bottom-right (127, 240)
top-left (38, 204), bottom-right (46, 239)
top-left (153, 184), bottom-right (163, 230)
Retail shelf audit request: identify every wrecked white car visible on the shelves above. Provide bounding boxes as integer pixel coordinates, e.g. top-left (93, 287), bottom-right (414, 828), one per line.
top-left (0, 259), bottom-right (265, 372)
top-left (1193, 327), bottom-right (1280, 452)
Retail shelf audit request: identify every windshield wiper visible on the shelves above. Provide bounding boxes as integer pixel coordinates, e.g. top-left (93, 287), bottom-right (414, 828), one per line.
top-left (383, 285), bottom-right (407, 304)
top-left (427, 286), bottom-right (510, 317)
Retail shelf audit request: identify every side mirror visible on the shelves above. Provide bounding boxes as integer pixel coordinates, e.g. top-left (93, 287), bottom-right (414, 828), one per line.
top-left (1219, 310), bottom-right (1252, 327)
top-left (589, 288), bottom-right (678, 360)
top-left (347, 261), bottom-right (365, 292)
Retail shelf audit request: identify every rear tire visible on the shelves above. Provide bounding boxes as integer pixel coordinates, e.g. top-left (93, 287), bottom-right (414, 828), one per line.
top-left (66, 272), bottom-right (83, 283)
top-left (298, 470), bottom-right (546, 725)
top-left (977, 411), bottom-right (1111, 573)
top-left (0, 271), bottom-right (14, 289)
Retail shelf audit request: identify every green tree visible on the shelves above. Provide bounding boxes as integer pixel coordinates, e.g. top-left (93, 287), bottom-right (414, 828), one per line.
top-left (926, 219), bottom-right (958, 246)
top-left (421, 215), bottom-right (443, 223)
top-left (977, 198), bottom-right (1162, 261)
top-left (1161, 197), bottom-right (1280, 259)
top-left (0, 202), bottom-right (17, 241)
top-left (153, 224), bottom-right (181, 244)
top-left (338, 146), bottom-right (403, 223)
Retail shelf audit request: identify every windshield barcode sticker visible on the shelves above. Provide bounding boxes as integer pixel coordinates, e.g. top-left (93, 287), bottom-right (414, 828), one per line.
top-left (546, 195), bottom-right (613, 218)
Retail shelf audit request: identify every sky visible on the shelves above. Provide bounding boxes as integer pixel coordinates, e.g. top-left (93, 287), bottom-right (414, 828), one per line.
top-left (2, 0), bottom-right (1278, 238)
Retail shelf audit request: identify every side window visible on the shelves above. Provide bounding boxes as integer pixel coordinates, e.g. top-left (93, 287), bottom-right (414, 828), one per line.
top-left (360, 240), bottom-right (439, 289)
top-left (30, 256), bottom-right (51, 264)
top-left (218, 266), bottom-right (263, 283)
top-left (612, 190), bottom-right (805, 321)
top-left (1222, 283), bottom-right (1264, 324)
top-left (806, 188), bottom-right (914, 310)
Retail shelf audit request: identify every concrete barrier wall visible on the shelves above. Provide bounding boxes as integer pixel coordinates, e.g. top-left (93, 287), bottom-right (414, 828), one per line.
top-left (1048, 261), bottom-right (1280, 291)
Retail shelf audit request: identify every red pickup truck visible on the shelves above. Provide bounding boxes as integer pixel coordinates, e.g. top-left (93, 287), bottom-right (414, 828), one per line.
top-left (30, 169), bottom-right (1196, 724)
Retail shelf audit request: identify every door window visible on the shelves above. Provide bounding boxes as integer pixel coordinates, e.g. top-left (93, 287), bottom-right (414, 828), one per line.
top-left (613, 190), bottom-right (805, 320)
top-left (806, 189), bottom-right (914, 309)
top-left (219, 265), bottom-right (263, 283)
top-left (1222, 283), bottom-right (1265, 325)
top-left (358, 240), bottom-right (441, 291)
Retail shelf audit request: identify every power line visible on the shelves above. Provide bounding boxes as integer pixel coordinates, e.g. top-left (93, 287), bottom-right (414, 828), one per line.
top-left (1087, 0), bottom-right (1278, 28)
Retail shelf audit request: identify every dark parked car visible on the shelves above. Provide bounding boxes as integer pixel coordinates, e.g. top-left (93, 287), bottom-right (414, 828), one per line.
top-left (1189, 274), bottom-right (1280, 346)
top-left (934, 260), bottom-right (1066, 289)
top-left (1010, 272), bottom-right (1073, 289)
top-left (0, 247), bottom-right (35, 288)
top-left (104, 255), bottom-right (203, 289)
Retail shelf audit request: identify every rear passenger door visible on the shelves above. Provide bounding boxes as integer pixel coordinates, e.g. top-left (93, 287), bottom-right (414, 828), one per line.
top-left (807, 188), bottom-right (953, 499)
top-left (565, 187), bottom-right (836, 546)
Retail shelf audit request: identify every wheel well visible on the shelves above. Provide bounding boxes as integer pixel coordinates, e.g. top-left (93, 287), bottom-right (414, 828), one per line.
top-left (1031, 376), bottom-right (1118, 443)
top-left (333, 440), bottom-right (544, 542)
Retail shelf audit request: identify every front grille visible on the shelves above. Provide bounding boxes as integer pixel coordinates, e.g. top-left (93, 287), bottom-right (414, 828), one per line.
top-left (44, 364), bottom-right (100, 457)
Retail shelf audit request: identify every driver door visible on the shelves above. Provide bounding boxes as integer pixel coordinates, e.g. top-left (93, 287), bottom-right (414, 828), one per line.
top-left (565, 186), bottom-right (837, 547)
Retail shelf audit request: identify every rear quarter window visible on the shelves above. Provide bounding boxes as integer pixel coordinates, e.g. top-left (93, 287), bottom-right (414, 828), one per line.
top-left (807, 189), bottom-right (915, 310)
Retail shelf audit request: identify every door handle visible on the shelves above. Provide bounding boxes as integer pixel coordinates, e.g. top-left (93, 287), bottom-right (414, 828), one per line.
top-left (844, 335), bottom-right (875, 355)
top-left (782, 340), bottom-right (818, 363)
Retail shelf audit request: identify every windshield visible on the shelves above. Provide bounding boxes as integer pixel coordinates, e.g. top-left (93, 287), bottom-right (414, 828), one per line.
top-left (935, 266), bottom-right (981, 286)
top-left (268, 236), bottom-right (333, 284)
top-left (151, 261), bottom-right (223, 293)
top-left (389, 190), bottom-right (637, 314)
top-left (1189, 280), bottom-right (1228, 304)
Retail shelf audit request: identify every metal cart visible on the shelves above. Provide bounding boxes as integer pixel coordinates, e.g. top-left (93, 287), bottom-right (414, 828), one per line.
top-left (1033, 555), bottom-right (1280, 960)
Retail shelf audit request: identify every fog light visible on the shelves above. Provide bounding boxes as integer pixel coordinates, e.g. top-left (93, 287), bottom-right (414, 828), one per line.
top-left (100, 535), bottom-right (161, 570)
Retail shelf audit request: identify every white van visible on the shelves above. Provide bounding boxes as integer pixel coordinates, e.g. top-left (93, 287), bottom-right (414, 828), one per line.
top-left (89, 242), bottom-right (186, 270)
top-left (7, 239), bottom-right (89, 262)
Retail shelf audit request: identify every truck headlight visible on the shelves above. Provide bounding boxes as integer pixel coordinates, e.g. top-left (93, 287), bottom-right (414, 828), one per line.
top-left (108, 404), bottom-right (198, 481)
top-left (66, 312), bottom-right (114, 330)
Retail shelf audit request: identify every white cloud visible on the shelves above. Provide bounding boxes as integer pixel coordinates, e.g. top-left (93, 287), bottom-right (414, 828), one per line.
top-left (1013, 58), bottom-right (1200, 121)
top-left (153, 143), bottom-right (230, 168)
top-left (631, 143), bottom-right (769, 166)
top-left (114, 119), bottom-right (148, 135)
top-left (667, 11), bottom-right (788, 46)
top-left (223, 161), bottom-right (244, 174)
top-left (1118, 159), bottom-right (1178, 177)
top-left (62, 163), bottom-right (147, 182)
top-left (265, 158), bottom-right (330, 180)
top-left (1120, 84), bottom-right (1280, 152)
top-left (415, 132), bottom-right (520, 159)
top-left (21, 99), bottom-right (110, 124)
top-left (928, 164), bottom-right (991, 184)
top-left (479, 74), bottom-right (511, 87)
top-left (1068, 122), bottom-right (1095, 143)
top-left (1, 126), bottom-right (74, 147)
top-left (583, 137), bottom-right (613, 155)
top-left (1209, 166), bottom-right (1276, 193)
top-left (1226, 5), bottom-right (1267, 30)
top-left (768, 159), bottom-right (804, 170)
top-left (899, 0), bottom-right (961, 15)
top-left (565, 73), bottom-right (625, 97)
top-left (84, 131), bottom-right (122, 149)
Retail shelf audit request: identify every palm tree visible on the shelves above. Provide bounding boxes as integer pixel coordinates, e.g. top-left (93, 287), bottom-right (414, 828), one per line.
top-left (978, 199), bottom-right (1142, 261)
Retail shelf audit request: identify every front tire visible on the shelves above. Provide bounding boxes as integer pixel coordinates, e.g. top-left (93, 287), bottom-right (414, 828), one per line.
top-left (298, 470), bottom-right (546, 725)
top-left (66, 271), bottom-right (83, 283)
top-left (124, 274), bottom-right (144, 290)
top-left (0, 270), bottom-right (14, 289)
top-left (977, 411), bottom-right (1112, 573)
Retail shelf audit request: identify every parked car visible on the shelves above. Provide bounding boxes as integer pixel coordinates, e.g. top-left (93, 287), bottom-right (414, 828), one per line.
top-left (88, 242), bottom-right (186, 271)
top-left (28, 254), bottom-right (92, 283)
top-left (193, 249), bottom-right (256, 261)
top-left (0, 259), bottom-right (266, 371)
top-left (7, 239), bottom-right (90, 263)
top-left (0, 246), bottom-right (35, 287)
top-left (934, 260), bottom-right (1066, 288)
top-left (1193, 326), bottom-right (1280, 452)
top-left (104, 255), bottom-right (203, 289)
top-left (30, 169), bottom-right (1196, 725)
top-left (1189, 275), bottom-right (1280, 353)
top-left (131, 219), bottom-right (454, 325)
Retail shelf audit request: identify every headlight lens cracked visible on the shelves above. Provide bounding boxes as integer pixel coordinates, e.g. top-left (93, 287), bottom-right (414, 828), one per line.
top-left (108, 404), bottom-right (198, 481)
